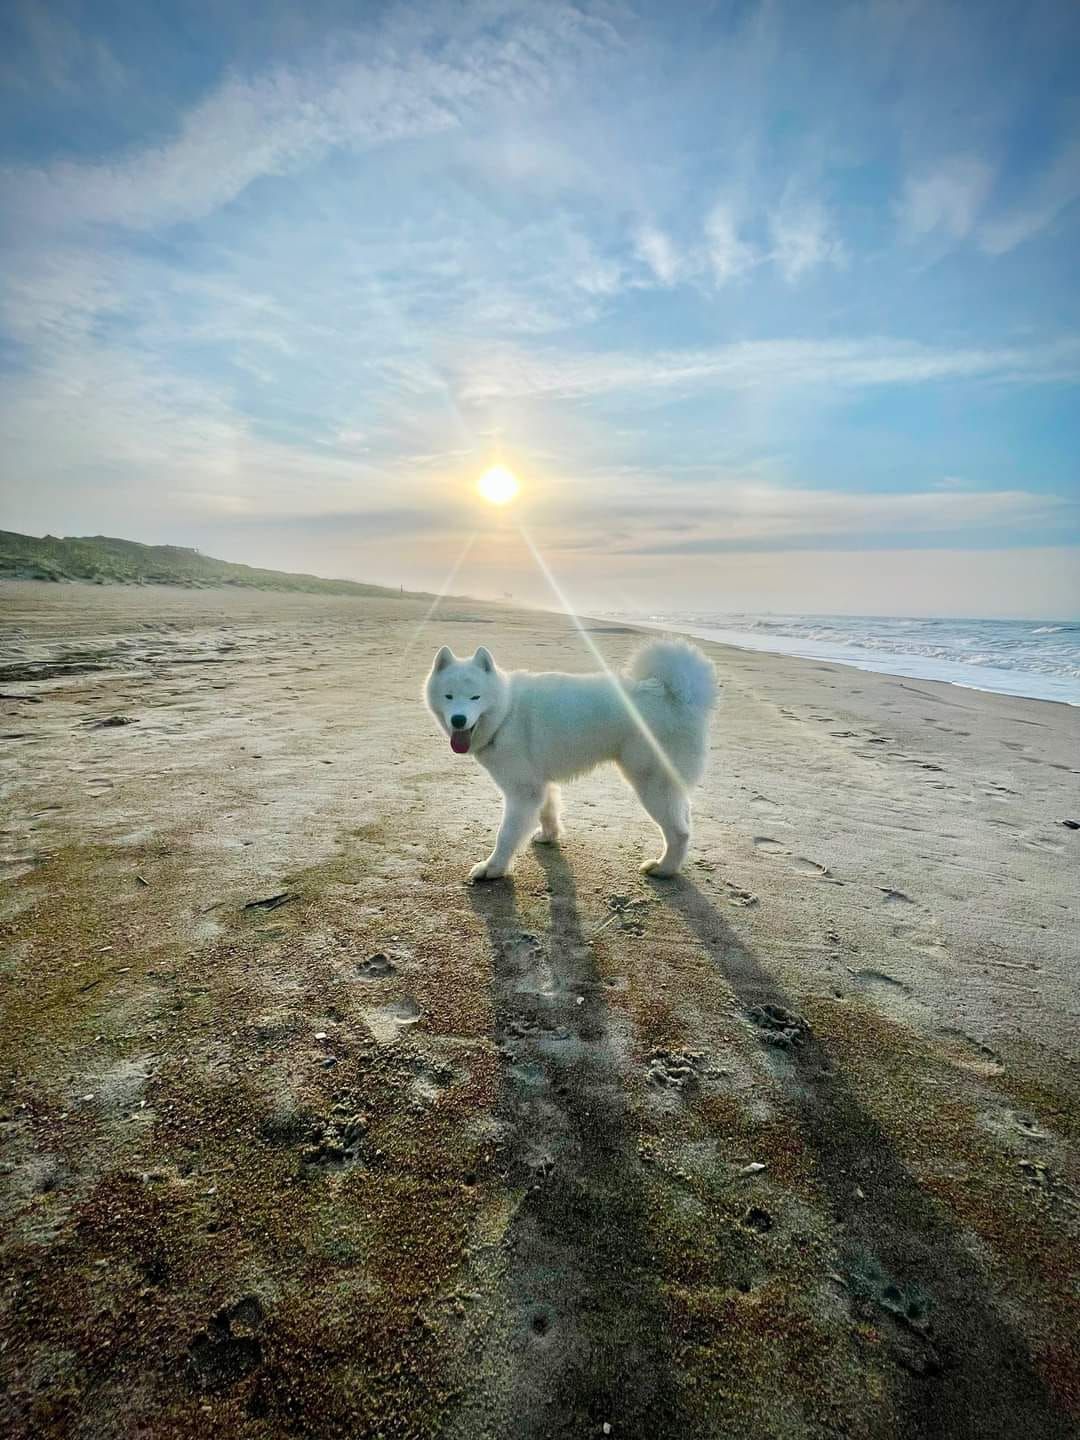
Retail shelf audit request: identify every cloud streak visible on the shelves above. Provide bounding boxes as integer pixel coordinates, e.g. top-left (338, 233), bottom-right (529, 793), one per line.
top-left (980, 137), bottom-right (1080, 255)
top-left (634, 224), bottom-right (682, 286)
top-left (768, 199), bottom-right (846, 283)
top-left (1, 7), bottom-right (612, 231)
top-left (455, 336), bottom-right (1080, 404)
top-left (703, 203), bottom-right (757, 286)
top-left (900, 155), bottom-right (995, 242)
top-left (604, 485), bottom-right (1076, 554)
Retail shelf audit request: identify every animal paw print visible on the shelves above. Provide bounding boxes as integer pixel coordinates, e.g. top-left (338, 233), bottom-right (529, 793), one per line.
top-left (301, 1106), bottom-right (369, 1169)
top-left (592, 894), bottom-right (650, 939)
top-left (357, 952), bottom-right (396, 979)
top-left (747, 1004), bottom-right (807, 1049)
top-left (646, 1048), bottom-right (703, 1092)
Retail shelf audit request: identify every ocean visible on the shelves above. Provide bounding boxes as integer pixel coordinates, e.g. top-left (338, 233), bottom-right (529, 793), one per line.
top-left (621, 613), bottom-right (1080, 706)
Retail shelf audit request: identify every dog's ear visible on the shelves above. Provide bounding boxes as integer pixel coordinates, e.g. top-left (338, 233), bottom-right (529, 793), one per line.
top-left (473, 646), bottom-right (495, 673)
top-left (432, 646), bottom-right (454, 673)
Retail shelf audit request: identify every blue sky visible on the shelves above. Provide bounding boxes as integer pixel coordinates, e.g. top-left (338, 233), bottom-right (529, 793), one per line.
top-left (1, 0), bottom-right (1078, 615)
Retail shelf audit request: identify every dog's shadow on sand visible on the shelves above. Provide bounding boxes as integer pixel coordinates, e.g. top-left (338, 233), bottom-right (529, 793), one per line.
top-left (468, 859), bottom-right (1067, 1439)
top-left (467, 847), bottom-right (679, 1436)
top-left (651, 874), bottom-right (1067, 1438)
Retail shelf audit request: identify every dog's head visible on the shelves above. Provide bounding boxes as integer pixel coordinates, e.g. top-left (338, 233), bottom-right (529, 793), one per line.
top-left (425, 645), bottom-right (502, 755)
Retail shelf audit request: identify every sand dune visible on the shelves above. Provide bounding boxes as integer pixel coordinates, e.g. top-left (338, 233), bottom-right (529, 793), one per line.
top-left (1, 581), bottom-right (1078, 1438)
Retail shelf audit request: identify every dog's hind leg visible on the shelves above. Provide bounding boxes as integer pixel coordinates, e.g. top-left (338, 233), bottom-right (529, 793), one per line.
top-left (469, 785), bottom-right (544, 883)
top-left (534, 784), bottom-right (563, 845)
top-left (625, 766), bottom-right (691, 877)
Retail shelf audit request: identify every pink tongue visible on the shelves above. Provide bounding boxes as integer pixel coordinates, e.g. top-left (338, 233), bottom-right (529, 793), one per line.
top-left (450, 730), bottom-right (471, 754)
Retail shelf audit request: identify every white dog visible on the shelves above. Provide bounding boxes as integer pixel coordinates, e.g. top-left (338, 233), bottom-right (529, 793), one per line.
top-left (425, 639), bottom-right (717, 882)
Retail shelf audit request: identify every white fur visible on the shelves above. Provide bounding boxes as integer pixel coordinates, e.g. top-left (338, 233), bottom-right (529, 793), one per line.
top-left (424, 638), bottom-right (717, 882)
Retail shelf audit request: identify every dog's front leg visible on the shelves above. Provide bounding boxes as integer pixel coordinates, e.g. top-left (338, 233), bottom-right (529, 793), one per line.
top-left (468, 785), bottom-right (542, 883)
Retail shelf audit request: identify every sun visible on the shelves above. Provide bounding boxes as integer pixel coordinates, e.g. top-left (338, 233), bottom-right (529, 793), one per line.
top-left (476, 465), bottom-right (520, 505)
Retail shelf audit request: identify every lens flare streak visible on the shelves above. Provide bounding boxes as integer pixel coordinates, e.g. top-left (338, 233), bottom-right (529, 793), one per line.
top-left (516, 523), bottom-right (686, 790)
top-left (400, 531), bottom-right (477, 663)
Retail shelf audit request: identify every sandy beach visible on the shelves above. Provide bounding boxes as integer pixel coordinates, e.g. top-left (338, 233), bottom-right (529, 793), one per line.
top-left (1, 580), bottom-right (1078, 1439)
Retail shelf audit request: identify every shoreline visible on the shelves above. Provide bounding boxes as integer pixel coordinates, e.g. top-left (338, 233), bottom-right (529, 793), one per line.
top-left (621, 614), bottom-right (1080, 708)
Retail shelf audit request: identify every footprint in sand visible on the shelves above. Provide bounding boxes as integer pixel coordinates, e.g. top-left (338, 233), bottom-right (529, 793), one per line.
top-left (503, 930), bottom-right (545, 961)
top-left (384, 997), bottom-right (422, 1024)
top-left (978, 1106), bottom-right (1052, 1149)
top-left (741, 1205), bottom-right (774, 1233)
top-left (848, 1257), bottom-right (935, 1352)
top-left (755, 838), bottom-right (835, 879)
top-left (880, 887), bottom-right (914, 905)
top-left (646, 1048), bottom-right (703, 1092)
top-left (301, 1111), bottom-right (370, 1170)
top-left (890, 923), bottom-right (946, 956)
top-left (747, 1004), bottom-right (807, 1049)
top-left (790, 856), bottom-right (832, 878)
top-left (852, 968), bottom-right (911, 997)
top-left (187, 1299), bottom-right (265, 1388)
top-left (356, 952), bottom-right (396, 979)
top-left (937, 1027), bottom-right (1004, 1076)
top-left (1010, 1111), bottom-right (1051, 1140)
top-left (409, 1058), bottom-right (456, 1103)
top-left (363, 996), bottom-right (423, 1044)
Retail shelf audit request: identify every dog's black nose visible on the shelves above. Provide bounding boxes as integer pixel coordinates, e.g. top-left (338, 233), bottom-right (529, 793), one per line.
top-left (451, 713), bottom-right (467, 729)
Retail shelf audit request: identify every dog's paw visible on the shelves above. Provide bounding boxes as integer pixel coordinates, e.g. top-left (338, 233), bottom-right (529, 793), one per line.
top-left (532, 828), bottom-right (562, 846)
top-left (640, 858), bottom-right (680, 878)
top-left (467, 860), bottom-right (506, 884)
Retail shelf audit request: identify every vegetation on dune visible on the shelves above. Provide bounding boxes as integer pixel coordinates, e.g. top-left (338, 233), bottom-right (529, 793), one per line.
top-left (0, 529), bottom-right (427, 597)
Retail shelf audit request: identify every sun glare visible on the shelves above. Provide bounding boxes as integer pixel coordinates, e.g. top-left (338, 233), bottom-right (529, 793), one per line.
top-left (477, 465), bottom-right (520, 505)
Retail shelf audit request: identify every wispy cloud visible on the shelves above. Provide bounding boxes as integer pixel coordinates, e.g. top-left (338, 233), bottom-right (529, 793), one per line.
top-left (704, 203), bottom-right (757, 286)
top-left (768, 198), bottom-right (845, 283)
top-left (549, 483), bottom-right (1077, 555)
top-left (634, 224), bottom-right (683, 286)
top-left (455, 336), bottom-right (1080, 404)
top-left (899, 155), bottom-right (995, 242)
top-left (0, 7), bottom-right (611, 232)
top-left (0, 0), bottom-right (126, 97)
top-left (636, 202), bottom-right (844, 290)
top-left (980, 137), bottom-right (1080, 254)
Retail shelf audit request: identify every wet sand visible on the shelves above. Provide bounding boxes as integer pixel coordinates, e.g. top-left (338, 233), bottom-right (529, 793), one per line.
top-left (1, 580), bottom-right (1078, 1439)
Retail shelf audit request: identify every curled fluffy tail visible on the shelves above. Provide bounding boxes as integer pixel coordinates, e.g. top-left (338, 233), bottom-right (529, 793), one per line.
top-left (627, 638), bottom-right (717, 711)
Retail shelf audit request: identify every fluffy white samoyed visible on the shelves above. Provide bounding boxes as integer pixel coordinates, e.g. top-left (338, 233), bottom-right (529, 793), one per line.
top-left (425, 639), bottom-right (717, 882)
